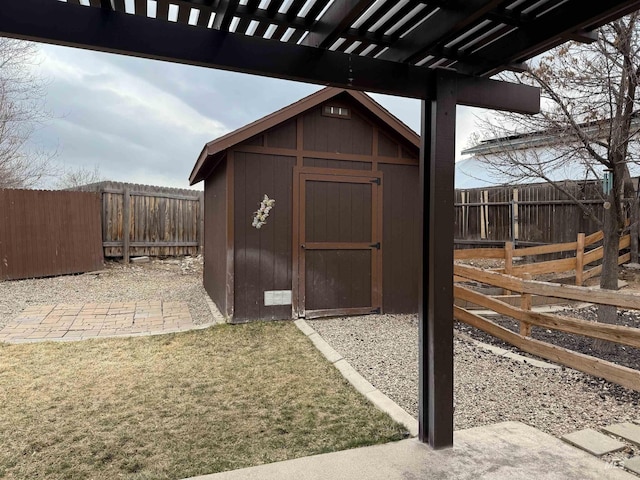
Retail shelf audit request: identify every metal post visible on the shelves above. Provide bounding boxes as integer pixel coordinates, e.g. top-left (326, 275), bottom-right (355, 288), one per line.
top-left (418, 71), bottom-right (455, 449)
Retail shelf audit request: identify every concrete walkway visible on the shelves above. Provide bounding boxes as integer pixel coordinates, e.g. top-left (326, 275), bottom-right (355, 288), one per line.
top-left (0, 300), bottom-right (212, 343)
top-left (186, 421), bottom-right (637, 480)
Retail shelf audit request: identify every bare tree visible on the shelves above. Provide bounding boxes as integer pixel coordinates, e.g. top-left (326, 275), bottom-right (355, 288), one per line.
top-left (55, 165), bottom-right (104, 190)
top-left (473, 13), bottom-right (640, 343)
top-left (0, 38), bottom-right (57, 189)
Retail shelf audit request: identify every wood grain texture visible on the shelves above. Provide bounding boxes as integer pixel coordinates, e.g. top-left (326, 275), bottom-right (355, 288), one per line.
top-left (99, 183), bottom-right (202, 258)
top-left (203, 161), bottom-right (228, 317)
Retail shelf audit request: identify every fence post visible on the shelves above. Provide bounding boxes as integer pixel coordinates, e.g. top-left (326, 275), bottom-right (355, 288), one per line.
top-left (631, 197), bottom-right (639, 264)
top-left (520, 273), bottom-right (532, 337)
top-left (123, 187), bottom-right (131, 264)
top-left (512, 188), bottom-right (519, 242)
top-left (199, 193), bottom-right (205, 256)
top-left (480, 190), bottom-right (489, 239)
top-left (575, 232), bottom-right (585, 286)
top-left (503, 241), bottom-right (513, 295)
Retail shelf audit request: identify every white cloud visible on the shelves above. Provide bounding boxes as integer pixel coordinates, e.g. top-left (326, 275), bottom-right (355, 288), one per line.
top-left (39, 47), bottom-right (228, 140)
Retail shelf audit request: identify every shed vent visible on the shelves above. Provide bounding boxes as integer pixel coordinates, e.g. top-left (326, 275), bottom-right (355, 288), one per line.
top-left (322, 105), bottom-right (350, 118)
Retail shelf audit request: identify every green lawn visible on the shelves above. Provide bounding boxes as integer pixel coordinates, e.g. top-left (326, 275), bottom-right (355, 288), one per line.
top-left (0, 321), bottom-right (406, 479)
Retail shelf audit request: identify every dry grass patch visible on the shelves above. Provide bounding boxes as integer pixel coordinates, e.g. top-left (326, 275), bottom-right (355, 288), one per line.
top-left (0, 322), bottom-right (406, 479)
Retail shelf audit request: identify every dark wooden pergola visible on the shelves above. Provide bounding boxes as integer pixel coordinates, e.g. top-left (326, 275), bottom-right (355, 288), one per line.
top-left (3, 0), bottom-right (640, 449)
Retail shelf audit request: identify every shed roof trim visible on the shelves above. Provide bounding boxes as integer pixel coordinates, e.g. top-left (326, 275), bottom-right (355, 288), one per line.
top-left (189, 87), bottom-right (420, 184)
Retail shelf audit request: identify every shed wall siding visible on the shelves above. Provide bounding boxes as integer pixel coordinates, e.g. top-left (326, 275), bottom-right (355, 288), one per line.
top-left (303, 158), bottom-right (371, 170)
top-left (233, 152), bottom-right (296, 322)
top-left (380, 163), bottom-right (420, 313)
top-left (204, 160), bottom-right (228, 316)
top-left (378, 132), bottom-right (400, 157)
top-left (265, 119), bottom-right (297, 149)
top-left (302, 106), bottom-right (373, 155)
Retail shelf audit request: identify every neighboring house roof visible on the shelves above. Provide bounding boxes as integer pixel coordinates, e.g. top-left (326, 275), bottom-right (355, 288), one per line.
top-left (453, 154), bottom-right (640, 189)
top-left (190, 87), bottom-right (420, 185)
top-left (456, 119), bottom-right (640, 190)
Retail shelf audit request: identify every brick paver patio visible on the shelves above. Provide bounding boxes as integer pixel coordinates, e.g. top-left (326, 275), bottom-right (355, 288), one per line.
top-left (0, 300), bottom-right (207, 343)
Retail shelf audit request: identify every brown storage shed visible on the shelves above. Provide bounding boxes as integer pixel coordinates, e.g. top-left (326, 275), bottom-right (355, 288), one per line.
top-left (190, 87), bottom-right (420, 323)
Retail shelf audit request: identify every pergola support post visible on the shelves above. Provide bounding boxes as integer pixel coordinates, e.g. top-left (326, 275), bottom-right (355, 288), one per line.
top-left (418, 71), bottom-right (455, 449)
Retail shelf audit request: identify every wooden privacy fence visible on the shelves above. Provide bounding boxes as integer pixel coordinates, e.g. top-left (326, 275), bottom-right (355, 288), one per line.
top-left (454, 178), bottom-right (634, 246)
top-left (454, 229), bottom-right (631, 286)
top-left (0, 189), bottom-right (103, 280)
top-left (453, 264), bottom-right (640, 392)
top-left (78, 182), bottom-right (204, 261)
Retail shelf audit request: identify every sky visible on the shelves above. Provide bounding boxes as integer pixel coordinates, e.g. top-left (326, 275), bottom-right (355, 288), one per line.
top-left (30, 43), bottom-right (483, 190)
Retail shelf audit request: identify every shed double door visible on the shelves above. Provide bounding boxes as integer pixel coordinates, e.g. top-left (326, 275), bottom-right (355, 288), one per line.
top-left (296, 170), bottom-right (382, 319)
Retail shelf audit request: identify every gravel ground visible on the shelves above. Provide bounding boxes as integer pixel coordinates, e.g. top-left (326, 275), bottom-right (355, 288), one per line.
top-left (0, 257), bottom-right (213, 328)
top-left (308, 315), bottom-right (640, 450)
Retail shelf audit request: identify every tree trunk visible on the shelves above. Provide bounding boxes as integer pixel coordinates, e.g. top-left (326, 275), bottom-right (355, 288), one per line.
top-left (631, 197), bottom-right (639, 264)
top-left (595, 200), bottom-right (619, 352)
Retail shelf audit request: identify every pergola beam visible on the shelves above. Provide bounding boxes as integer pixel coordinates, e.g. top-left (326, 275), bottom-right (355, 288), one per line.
top-left (0, 0), bottom-right (540, 114)
top-left (457, 76), bottom-right (539, 115)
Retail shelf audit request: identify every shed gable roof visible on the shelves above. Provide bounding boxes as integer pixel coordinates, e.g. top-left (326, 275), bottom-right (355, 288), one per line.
top-left (190, 87), bottom-right (419, 184)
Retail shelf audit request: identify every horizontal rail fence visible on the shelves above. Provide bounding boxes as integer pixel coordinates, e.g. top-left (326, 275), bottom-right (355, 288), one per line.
top-left (453, 263), bottom-right (640, 392)
top-left (0, 189), bottom-right (103, 280)
top-left (455, 179), bottom-right (615, 247)
top-left (454, 229), bottom-right (630, 286)
top-left (77, 182), bottom-right (204, 261)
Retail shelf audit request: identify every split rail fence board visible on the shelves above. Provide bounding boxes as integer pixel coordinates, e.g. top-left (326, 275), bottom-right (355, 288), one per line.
top-left (454, 264), bottom-right (640, 309)
top-left (0, 189), bottom-right (103, 280)
top-left (453, 305), bottom-right (640, 392)
top-left (454, 284), bottom-right (640, 349)
top-left (453, 231), bottom-right (631, 285)
top-left (455, 179), bottom-right (609, 246)
top-left (81, 182), bottom-right (204, 258)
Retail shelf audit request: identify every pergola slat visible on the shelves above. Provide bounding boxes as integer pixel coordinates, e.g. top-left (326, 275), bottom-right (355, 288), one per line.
top-left (368, 1), bottom-right (423, 39)
top-left (300, 0), bottom-right (372, 48)
top-left (197, 8), bottom-right (211, 27)
top-left (212, 0), bottom-right (240, 31)
top-left (378, 0), bottom-right (503, 63)
top-left (112, 0), bottom-right (126, 13)
top-left (352, 0), bottom-right (391, 37)
top-left (457, 0), bottom-right (640, 75)
top-left (286, 0), bottom-right (308, 21)
top-left (156, 0), bottom-right (171, 21)
top-left (235, 0), bottom-right (260, 34)
top-left (134, 0), bottom-right (148, 17)
top-left (303, 0), bottom-right (333, 26)
top-left (177, 3), bottom-right (192, 24)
